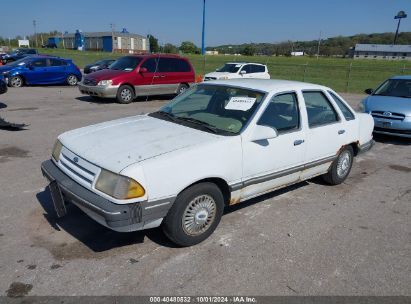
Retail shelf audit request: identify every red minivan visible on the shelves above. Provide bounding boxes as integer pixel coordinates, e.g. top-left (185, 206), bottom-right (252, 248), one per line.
top-left (78, 54), bottom-right (195, 104)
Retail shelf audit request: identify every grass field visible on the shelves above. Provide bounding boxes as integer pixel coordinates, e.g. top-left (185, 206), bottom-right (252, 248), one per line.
top-left (38, 48), bottom-right (411, 93)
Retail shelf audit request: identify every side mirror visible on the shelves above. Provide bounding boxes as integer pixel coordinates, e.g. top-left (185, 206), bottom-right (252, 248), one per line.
top-left (250, 125), bottom-right (278, 142)
top-left (139, 67), bottom-right (148, 73)
top-left (364, 88), bottom-right (373, 95)
top-left (240, 70), bottom-right (246, 75)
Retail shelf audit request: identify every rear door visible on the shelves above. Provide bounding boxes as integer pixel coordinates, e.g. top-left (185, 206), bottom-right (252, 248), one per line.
top-left (152, 57), bottom-right (186, 94)
top-left (301, 90), bottom-right (347, 179)
top-left (47, 58), bottom-right (68, 83)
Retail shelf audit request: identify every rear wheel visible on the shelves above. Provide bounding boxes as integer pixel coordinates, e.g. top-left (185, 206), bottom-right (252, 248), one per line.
top-left (177, 83), bottom-right (189, 95)
top-left (162, 182), bottom-right (224, 247)
top-left (10, 76), bottom-right (23, 88)
top-left (116, 85), bottom-right (134, 104)
top-left (322, 146), bottom-right (354, 185)
top-left (66, 74), bottom-right (78, 86)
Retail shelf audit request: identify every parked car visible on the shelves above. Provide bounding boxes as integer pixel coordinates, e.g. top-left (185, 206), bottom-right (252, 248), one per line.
top-left (41, 79), bottom-right (374, 246)
top-left (42, 43), bottom-right (57, 49)
top-left (78, 54), bottom-right (195, 103)
top-left (203, 62), bottom-right (270, 81)
top-left (360, 76), bottom-right (411, 138)
top-left (84, 59), bottom-right (116, 74)
top-left (0, 48), bottom-right (38, 64)
top-left (0, 56), bottom-right (82, 87)
top-left (0, 75), bottom-right (7, 94)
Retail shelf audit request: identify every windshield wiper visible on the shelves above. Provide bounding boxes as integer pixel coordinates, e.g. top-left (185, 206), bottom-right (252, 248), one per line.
top-left (152, 111), bottom-right (178, 122)
top-left (174, 116), bottom-right (220, 134)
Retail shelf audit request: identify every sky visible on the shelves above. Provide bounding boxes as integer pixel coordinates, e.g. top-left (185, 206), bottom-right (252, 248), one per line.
top-left (0, 0), bottom-right (410, 46)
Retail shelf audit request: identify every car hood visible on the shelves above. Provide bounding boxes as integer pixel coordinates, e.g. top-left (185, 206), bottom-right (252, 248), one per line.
top-left (83, 69), bottom-right (127, 82)
top-left (59, 115), bottom-right (220, 173)
top-left (204, 72), bottom-right (236, 79)
top-left (364, 95), bottom-right (411, 116)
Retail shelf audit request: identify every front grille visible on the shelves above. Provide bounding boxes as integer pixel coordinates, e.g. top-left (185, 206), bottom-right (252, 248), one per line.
top-left (58, 148), bottom-right (99, 188)
top-left (374, 127), bottom-right (411, 135)
top-left (83, 78), bottom-right (97, 86)
top-left (371, 111), bottom-right (405, 121)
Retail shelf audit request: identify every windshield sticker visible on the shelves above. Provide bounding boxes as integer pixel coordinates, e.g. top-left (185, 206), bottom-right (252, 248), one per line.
top-left (225, 97), bottom-right (256, 111)
top-left (235, 64), bottom-right (242, 67)
top-left (124, 68), bottom-right (133, 71)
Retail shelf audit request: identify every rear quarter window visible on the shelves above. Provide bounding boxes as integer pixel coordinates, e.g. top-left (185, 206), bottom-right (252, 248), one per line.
top-left (328, 91), bottom-right (355, 121)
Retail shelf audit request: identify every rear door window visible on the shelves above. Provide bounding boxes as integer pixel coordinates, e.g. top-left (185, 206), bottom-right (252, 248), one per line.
top-left (302, 91), bottom-right (340, 127)
top-left (49, 58), bottom-right (66, 66)
top-left (31, 59), bottom-right (47, 67)
top-left (252, 65), bottom-right (265, 73)
top-left (328, 91), bottom-right (355, 121)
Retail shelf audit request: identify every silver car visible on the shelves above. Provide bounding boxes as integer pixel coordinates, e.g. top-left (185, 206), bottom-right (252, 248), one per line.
top-left (359, 76), bottom-right (411, 138)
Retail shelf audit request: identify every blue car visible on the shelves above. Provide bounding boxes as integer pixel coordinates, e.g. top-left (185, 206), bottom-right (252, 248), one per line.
top-left (0, 48), bottom-right (38, 64)
top-left (359, 76), bottom-right (411, 138)
top-left (0, 56), bottom-right (82, 87)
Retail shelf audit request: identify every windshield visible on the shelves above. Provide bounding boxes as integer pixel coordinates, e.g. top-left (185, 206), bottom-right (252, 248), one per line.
top-left (109, 56), bottom-right (142, 71)
top-left (373, 79), bottom-right (411, 98)
top-left (216, 63), bottom-right (242, 73)
top-left (149, 84), bottom-right (265, 135)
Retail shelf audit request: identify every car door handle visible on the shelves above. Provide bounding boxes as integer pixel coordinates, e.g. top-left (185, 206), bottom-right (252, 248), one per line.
top-left (338, 130), bottom-right (345, 135)
top-left (153, 75), bottom-right (160, 78)
top-left (294, 139), bottom-right (304, 146)
top-left (159, 75), bottom-right (166, 78)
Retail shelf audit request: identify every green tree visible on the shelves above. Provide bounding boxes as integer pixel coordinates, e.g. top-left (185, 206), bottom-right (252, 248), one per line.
top-left (163, 43), bottom-right (178, 54)
top-left (148, 35), bottom-right (159, 53)
top-left (241, 45), bottom-right (255, 56)
top-left (179, 41), bottom-right (199, 54)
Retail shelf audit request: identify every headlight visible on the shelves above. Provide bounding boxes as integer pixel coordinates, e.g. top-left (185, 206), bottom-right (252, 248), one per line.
top-left (97, 80), bottom-right (113, 86)
top-left (358, 100), bottom-right (365, 112)
top-left (52, 140), bottom-right (63, 161)
top-left (95, 169), bottom-right (145, 199)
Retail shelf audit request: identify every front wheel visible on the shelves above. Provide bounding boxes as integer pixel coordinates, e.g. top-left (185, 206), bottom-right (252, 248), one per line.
top-left (322, 145), bottom-right (354, 185)
top-left (9, 76), bottom-right (23, 88)
top-left (116, 85), bottom-right (134, 104)
top-left (162, 182), bottom-right (224, 247)
top-left (66, 74), bottom-right (78, 86)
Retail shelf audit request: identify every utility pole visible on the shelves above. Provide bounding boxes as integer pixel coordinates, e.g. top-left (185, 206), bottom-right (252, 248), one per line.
top-left (110, 23), bottom-right (115, 53)
top-left (316, 31), bottom-right (322, 59)
top-left (33, 20), bottom-right (38, 48)
top-left (393, 11), bottom-right (407, 45)
top-left (201, 0), bottom-right (206, 76)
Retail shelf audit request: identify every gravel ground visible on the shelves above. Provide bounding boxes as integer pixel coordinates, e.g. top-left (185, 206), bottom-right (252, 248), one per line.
top-left (0, 86), bottom-right (410, 296)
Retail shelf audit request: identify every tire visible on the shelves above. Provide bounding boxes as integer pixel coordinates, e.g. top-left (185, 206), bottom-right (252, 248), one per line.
top-left (66, 74), bottom-right (78, 86)
top-left (116, 85), bottom-right (134, 104)
top-left (9, 76), bottom-right (23, 88)
top-left (177, 83), bottom-right (189, 95)
top-left (322, 145), bottom-right (354, 185)
top-left (162, 182), bottom-right (225, 247)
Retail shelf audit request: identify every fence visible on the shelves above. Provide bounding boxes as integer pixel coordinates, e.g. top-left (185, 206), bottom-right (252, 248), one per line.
top-left (188, 55), bottom-right (411, 94)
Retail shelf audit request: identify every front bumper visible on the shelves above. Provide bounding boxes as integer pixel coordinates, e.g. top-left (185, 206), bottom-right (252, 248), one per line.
top-left (41, 160), bottom-right (174, 232)
top-left (372, 116), bottom-right (411, 138)
top-left (78, 83), bottom-right (119, 98)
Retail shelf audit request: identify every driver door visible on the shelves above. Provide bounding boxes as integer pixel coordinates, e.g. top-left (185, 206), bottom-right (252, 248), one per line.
top-left (241, 92), bottom-right (306, 200)
top-left (24, 58), bottom-right (49, 84)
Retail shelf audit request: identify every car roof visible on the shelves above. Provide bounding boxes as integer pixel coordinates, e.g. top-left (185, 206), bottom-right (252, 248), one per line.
top-left (225, 62), bottom-right (266, 66)
top-left (390, 75), bottom-right (411, 80)
top-left (204, 79), bottom-right (330, 93)
top-left (125, 53), bottom-right (186, 59)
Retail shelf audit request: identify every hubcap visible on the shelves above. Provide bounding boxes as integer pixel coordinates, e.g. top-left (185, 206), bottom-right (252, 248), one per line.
top-left (121, 89), bottom-right (132, 101)
top-left (179, 86), bottom-right (187, 94)
top-left (337, 151), bottom-right (351, 178)
top-left (68, 75), bottom-right (77, 85)
top-left (182, 194), bottom-right (216, 236)
top-left (11, 77), bottom-right (22, 87)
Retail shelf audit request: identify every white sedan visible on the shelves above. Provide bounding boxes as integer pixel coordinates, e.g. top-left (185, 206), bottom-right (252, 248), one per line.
top-left (203, 62), bottom-right (270, 81)
top-left (41, 79), bottom-right (374, 246)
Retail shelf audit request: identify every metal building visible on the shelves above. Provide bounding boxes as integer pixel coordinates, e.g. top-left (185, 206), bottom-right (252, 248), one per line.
top-left (52, 31), bottom-right (149, 53)
top-left (352, 44), bottom-right (411, 60)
